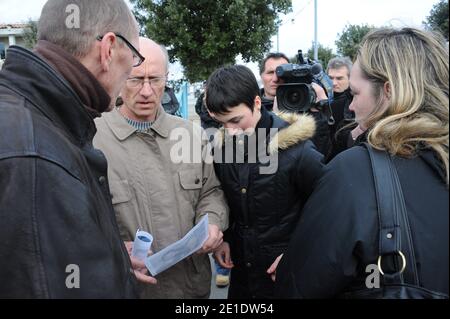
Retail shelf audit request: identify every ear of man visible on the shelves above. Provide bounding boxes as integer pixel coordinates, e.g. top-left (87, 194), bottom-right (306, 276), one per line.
top-left (99, 32), bottom-right (119, 72)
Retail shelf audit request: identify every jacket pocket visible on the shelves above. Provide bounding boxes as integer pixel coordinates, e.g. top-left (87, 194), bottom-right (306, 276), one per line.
top-left (178, 170), bottom-right (202, 190)
top-left (186, 254), bottom-right (211, 298)
top-left (109, 179), bottom-right (132, 204)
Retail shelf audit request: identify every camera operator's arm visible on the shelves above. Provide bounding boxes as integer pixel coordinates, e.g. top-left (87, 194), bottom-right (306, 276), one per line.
top-left (309, 83), bottom-right (334, 155)
top-left (310, 83), bottom-right (328, 112)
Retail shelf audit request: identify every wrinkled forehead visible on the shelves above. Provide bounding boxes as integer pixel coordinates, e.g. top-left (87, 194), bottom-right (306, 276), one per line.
top-left (130, 43), bottom-right (167, 77)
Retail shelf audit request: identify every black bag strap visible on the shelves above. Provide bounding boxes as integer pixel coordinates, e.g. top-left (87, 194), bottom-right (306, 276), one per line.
top-left (365, 144), bottom-right (419, 285)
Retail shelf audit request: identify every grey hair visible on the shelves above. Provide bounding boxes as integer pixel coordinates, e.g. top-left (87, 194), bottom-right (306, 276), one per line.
top-left (37, 0), bottom-right (138, 58)
top-left (327, 57), bottom-right (353, 76)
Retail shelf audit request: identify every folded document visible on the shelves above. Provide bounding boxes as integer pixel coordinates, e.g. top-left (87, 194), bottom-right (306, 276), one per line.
top-left (145, 214), bottom-right (209, 276)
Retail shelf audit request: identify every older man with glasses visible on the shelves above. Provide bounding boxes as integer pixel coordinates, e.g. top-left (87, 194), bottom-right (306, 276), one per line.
top-left (93, 37), bottom-right (229, 299)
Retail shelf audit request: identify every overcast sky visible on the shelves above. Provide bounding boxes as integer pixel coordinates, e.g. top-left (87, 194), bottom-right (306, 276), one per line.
top-left (275, 0), bottom-right (437, 56)
top-left (0, 0), bottom-right (440, 79)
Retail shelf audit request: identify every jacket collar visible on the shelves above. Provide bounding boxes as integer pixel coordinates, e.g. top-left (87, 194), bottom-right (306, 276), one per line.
top-left (0, 45), bottom-right (96, 145)
top-left (34, 40), bottom-right (111, 118)
top-left (106, 105), bottom-right (169, 141)
top-left (150, 105), bottom-right (170, 138)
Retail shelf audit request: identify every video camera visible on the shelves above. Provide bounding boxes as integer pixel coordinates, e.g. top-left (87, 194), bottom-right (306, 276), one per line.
top-left (276, 50), bottom-right (333, 114)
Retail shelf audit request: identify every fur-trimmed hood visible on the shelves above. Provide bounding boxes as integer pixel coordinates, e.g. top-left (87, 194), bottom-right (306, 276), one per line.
top-left (214, 112), bottom-right (316, 155)
top-left (268, 112), bottom-right (316, 154)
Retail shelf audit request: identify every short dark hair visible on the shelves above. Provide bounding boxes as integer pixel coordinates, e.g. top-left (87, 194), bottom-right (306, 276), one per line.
top-left (259, 52), bottom-right (290, 74)
top-left (205, 65), bottom-right (260, 115)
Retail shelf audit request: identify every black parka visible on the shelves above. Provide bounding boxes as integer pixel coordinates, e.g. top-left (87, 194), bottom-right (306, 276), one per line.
top-left (214, 109), bottom-right (324, 298)
top-left (0, 46), bottom-right (138, 298)
top-left (276, 146), bottom-right (449, 298)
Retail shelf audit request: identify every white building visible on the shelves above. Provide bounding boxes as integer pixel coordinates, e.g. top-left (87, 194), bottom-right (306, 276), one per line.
top-left (0, 23), bottom-right (26, 60)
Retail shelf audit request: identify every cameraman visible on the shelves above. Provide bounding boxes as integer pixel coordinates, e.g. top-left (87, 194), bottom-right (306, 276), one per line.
top-left (259, 52), bottom-right (331, 154)
top-left (259, 53), bottom-right (290, 111)
top-left (274, 55), bottom-right (333, 155)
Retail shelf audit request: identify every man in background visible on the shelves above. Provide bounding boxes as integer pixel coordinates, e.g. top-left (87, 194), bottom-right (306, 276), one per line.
top-left (259, 52), bottom-right (290, 112)
top-left (327, 57), bottom-right (354, 135)
top-left (325, 57), bottom-right (356, 161)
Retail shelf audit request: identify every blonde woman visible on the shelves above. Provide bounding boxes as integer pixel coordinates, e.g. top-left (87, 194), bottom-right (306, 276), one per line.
top-left (275, 27), bottom-right (449, 298)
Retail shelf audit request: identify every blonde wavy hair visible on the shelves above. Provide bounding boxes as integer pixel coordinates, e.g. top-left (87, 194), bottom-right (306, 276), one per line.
top-left (357, 27), bottom-right (449, 185)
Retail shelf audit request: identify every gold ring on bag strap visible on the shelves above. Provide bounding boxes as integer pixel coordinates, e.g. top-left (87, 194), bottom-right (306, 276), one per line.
top-left (377, 250), bottom-right (407, 276)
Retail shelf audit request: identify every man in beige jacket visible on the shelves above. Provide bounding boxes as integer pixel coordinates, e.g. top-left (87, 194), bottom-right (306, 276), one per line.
top-left (93, 38), bottom-right (229, 298)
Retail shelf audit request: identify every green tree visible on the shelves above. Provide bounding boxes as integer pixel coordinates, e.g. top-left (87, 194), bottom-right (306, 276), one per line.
top-left (22, 19), bottom-right (38, 49)
top-left (424, 0), bottom-right (448, 40)
top-left (131, 0), bottom-right (292, 82)
top-left (335, 24), bottom-right (374, 61)
top-left (307, 44), bottom-right (336, 67)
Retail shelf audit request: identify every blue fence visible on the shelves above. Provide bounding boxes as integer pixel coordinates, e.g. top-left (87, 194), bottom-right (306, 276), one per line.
top-left (175, 82), bottom-right (189, 119)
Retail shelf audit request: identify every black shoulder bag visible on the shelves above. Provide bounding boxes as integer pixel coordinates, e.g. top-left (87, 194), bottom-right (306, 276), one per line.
top-left (342, 145), bottom-right (448, 299)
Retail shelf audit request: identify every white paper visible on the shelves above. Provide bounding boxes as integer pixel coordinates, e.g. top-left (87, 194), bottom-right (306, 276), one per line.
top-left (145, 214), bottom-right (209, 276)
top-left (131, 230), bottom-right (153, 261)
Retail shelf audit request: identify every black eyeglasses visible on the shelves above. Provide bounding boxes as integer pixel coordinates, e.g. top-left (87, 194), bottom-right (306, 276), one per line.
top-left (96, 33), bottom-right (145, 67)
